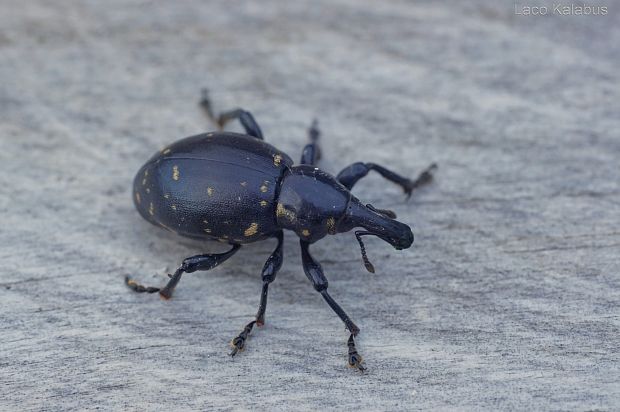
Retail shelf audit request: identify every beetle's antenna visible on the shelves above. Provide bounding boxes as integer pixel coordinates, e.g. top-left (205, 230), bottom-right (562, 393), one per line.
top-left (355, 231), bottom-right (375, 273)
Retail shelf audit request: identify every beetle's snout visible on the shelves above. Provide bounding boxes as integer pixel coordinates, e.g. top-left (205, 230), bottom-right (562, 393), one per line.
top-left (381, 225), bottom-right (413, 250)
top-left (345, 199), bottom-right (414, 250)
top-left (394, 227), bottom-right (414, 250)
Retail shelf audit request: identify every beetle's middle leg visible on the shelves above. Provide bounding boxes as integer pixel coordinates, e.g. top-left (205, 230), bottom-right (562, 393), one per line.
top-left (199, 89), bottom-right (264, 139)
top-left (336, 162), bottom-right (437, 198)
top-left (229, 231), bottom-right (284, 356)
top-left (300, 240), bottom-right (365, 371)
top-left (125, 244), bottom-right (241, 299)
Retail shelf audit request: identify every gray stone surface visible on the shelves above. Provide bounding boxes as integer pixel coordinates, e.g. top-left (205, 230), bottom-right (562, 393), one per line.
top-left (1, 1), bottom-right (619, 410)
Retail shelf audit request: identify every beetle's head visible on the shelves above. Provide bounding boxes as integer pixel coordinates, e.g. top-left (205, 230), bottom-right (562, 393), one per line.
top-left (277, 166), bottom-right (413, 271)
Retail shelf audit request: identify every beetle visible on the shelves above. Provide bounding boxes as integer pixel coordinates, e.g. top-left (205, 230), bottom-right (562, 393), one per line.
top-left (126, 90), bottom-right (436, 371)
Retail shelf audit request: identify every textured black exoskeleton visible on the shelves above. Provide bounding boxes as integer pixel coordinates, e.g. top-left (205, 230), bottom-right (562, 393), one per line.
top-left (126, 90), bottom-right (436, 371)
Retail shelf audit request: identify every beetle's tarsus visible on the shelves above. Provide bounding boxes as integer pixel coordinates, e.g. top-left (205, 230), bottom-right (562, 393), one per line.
top-left (404, 163), bottom-right (438, 198)
top-left (347, 334), bottom-right (366, 372)
top-left (127, 246), bottom-right (241, 301)
top-left (309, 119), bottom-right (320, 142)
top-left (300, 119), bottom-right (321, 165)
top-left (229, 320), bottom-right (256, 357)
top-left (124, 276), bottom-right (161, 294)
top-left (199, 88), bottom-right (217, 125)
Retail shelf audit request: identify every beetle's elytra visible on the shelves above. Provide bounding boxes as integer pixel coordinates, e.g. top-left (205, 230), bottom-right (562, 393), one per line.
top-left (134, 132), bottom-right (292, 244)
top-left (126, 90), bottom-right (437, 371)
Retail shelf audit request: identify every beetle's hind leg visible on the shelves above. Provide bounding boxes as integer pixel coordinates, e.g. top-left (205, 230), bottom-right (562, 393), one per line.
top-left (300, 119), bottom-right (321, 165)
top-left (337, 162), bottom-right (437, 199)
top-left (125, 244), bottom-right (241, 299)
top-left (230, 231), bottom-right (284, 356)
top-left (199, 89), bottom-right (264, 139)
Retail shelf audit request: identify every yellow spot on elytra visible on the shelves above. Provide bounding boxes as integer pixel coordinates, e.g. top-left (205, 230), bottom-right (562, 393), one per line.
top-left (207, 187), bottom-right (214, 196)
top-left (244, 223), bottom-right (259, 237)
top-left (260, 200), bottom-right (268, 207)
top-left (326, 217), bottom-right (336, 234)
top-left (260, 185), bottom-right (268, 193)
top-left (144, 169), bottom-right (149, 177)
top-left (146, 188), bottom-right (150, 194)
top-left (162, 148), bottom-right (171, 155)
top-left (149, 202), bottom-right (154, 216)
top-left (273, 154), bottom-right (282, 166)
top-left (172, 165), bottom-right (180, 181)
top-left (302, 229), bottom-right (310, 237)
top-left (142, 178), bottom-right (146, 186)
top-left (171, 204), bottom-right (177, 210)
top-left (135, 192), bottom-right (141, 204)
top-left (276, 203), bottom-right (296, 222)
top-left (240, 181), bottom-right (247, 187)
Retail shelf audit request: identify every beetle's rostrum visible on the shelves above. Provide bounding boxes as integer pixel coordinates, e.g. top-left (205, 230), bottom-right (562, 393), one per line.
top-left (126, 90), bottom-right (437, 371)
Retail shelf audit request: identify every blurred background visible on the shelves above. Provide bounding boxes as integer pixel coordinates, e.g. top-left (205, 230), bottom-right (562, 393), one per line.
top-left (1, 1), bottom-right (619, 410)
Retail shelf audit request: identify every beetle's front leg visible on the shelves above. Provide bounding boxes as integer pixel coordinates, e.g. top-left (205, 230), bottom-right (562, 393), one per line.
top-left (125, 244), bottom-right (241, 299)
top-left (336, 162), bottom-right (437, 198)
top-left (230, 232), bottom-right (284, 357)
top-left (300, 240), bottom-right (365, 371)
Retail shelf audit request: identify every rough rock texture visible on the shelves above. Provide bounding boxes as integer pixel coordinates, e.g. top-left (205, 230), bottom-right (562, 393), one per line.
top-left (1, 1), bottom-right (619, 410)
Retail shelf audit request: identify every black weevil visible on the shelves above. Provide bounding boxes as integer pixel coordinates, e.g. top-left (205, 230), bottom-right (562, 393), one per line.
top-left (126, 90), bottom-right (437, 371)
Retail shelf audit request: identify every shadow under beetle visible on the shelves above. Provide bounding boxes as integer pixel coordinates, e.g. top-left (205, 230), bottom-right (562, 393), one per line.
top-left (126, 90), bottom-right (437, 371)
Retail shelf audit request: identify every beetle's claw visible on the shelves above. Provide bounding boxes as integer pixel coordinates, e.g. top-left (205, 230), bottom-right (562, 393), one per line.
top-left (229, 336), bottom-right (245, 357)
top-left (348, 353), bottom-right (366, 372)
top-left (347, 334), bottom-right (366, 372)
